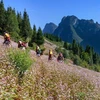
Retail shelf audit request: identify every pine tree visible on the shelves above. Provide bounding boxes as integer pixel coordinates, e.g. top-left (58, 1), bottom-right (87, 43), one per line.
top-left (72, 39), bottom-right (78, 54)
top-left (79, 45), bottom-right (84, 58)
top-left (5, 7), bottom-right (20, 41)
top-left (29, 25), bottom-right (37, 46)
top-left (81, 52), bottom-right (90, 63)
top-left (93, 53), bottom-right (98, 64)
top-left (32, 25), bottom-right (37, 43)
top-left (72, 39), bottom-right (76, 50)
top-left (21, 9), bottom-right (32, 41)
top-left (85, 45), bottom-right (93, 65)
top-left (36, 27), bottom-right (44, 46)
top-left (76, 44), bottom-right (80, 55)
top-left (85, 45), bottom-right (91, 54)
top-left (64, 42), bottom-right (68, 50)
top-left (17, 12), bottom-right (22, 36)
top-left (0, 0), bottom-right (6, 33)
top-left (5, 7), bottom-right (19, 33)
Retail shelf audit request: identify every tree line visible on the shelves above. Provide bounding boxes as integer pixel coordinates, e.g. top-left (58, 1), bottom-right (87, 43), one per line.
top-left (63, 40), bottom-right (100, 72)
top-left (44, 33), bottom-right (62, 42)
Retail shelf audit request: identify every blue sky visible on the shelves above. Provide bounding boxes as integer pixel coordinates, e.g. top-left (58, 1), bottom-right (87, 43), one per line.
top-left (3, 0), bottom-right (100, 29)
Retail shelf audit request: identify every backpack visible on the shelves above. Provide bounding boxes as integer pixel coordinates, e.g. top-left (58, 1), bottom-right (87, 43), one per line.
top-left (37, 49), bottom-right (41, 54)
top-left (5, 33), bottom-right (10, 38)
top-left (58, 55), bottom-right (63, 60)
top-left (21, 42), bottom-right (26, 47)
top-left (50, 50), bottom-right (53, 55)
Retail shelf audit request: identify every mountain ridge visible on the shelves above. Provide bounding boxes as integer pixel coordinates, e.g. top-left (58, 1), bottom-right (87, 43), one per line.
top-left (43, 15), bottom-right (100, 53)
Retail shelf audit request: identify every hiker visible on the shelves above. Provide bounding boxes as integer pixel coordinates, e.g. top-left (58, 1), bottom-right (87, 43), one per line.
top-left (48, 49), bottom-right (53, 60)
top-left (3, 32), bottom-right (11, 45)
top-left (36, 45), bottom-right (41, 57)
top-left (57, 53), bottom-right (64, 63)
top-left (18, 41), bottom-right (26, 50)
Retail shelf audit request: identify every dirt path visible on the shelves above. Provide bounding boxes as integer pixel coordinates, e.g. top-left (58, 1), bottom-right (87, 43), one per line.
top-left (0, 36), bottom-right (100, 91)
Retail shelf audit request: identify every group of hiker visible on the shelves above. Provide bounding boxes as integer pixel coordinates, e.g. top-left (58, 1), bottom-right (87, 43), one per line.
top-left (3, 32), bottom-right (27, 49)
top-left (36, 45), bottom-right (64, 62)
top-left (3, 32), bottom-right (64, 63)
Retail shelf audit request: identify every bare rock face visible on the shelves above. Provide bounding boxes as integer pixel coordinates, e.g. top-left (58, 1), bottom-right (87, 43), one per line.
top-left (53, 15), bottom-right (100, 53)
top-left (43, 22), bottom-right (57, 34)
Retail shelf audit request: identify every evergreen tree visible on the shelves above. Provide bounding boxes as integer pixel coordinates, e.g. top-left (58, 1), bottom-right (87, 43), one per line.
top-left (36, 27), bottom-right (44, 45)
top-left (17, 12), bottom-right (22, 35)
top-left (76, 44), bottom-right (80, 55)
top-left (32, 24), bottom-right (37, 43)
top-left (72, 39), bottom-right (76, 51)
top-left (21, 9), bottom-right (32, 41)
top-left (0, 0), bottom-right (5, 33)
top-left (44, 33), bottom-right (49, 38)
top-left (5, 7), bottom-right (19, 33)
top-left (81, 52), bottom-right (90, 63)
top-left (72, 39), bottom-right (79, 54)
top-left (29, 25), bottom-right (37, 46)
top-left (5, 7), bottom-right (20, 41)
top-left (64, 42), bottom-right (68, 50)
top-left (93, 53), bottom-right (98, 64)
top-left (68, 44), bottom-right (72, 50)
top-left (44, 33), bottom-right (62, 42)
top-left (85, 45), bottom-right (91, 54)
top-left (79, 45), bottom-right (84, 58)
top-left (85, 45), bottom-right (93, 65)
top-left (56, 36), bottom-right (61, 42)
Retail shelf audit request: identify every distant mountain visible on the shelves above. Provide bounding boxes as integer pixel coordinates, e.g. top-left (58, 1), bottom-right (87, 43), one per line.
top-left (43, 22), bottom-right (57, 34)
top-left (53, 15), bottom-right (100, 53)
top-left (53, 16), bottom-right (83, 43)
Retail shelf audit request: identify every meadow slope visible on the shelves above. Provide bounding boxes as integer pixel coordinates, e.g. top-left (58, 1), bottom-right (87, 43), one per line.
top-left (0, 36), bottom-right (100, 99)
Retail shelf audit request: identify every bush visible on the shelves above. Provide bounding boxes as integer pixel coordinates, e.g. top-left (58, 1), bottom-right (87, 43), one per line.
top-left (62, 49), bottom-right (69, 58)
top-left (73, 55), bottom-right (82, 65)
top-left (80, 60), bottom-right (89, 68)
top-left (7, 49), bottom-right (33, 78)
top-left (93, 65), bottom-right (100, 72)
top-left (55, 47), bottom-right (62, 53)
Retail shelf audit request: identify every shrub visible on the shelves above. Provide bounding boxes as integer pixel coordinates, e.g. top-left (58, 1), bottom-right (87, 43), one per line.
top-left (73, 55), bottom-right (82, 65)
top-left (62, 49), bottom-right (69, 58)
top-left (7, 49), bottom-right (33, 78)
top-left (93, 65), bottom-right (100, 72)
top-left (55, 47), bottom-right (62, 53)
top-left (80, 60), bottom-right (89, 68)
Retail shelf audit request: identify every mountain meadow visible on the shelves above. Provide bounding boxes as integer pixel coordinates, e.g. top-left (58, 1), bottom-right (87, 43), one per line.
top-left (0, 0), bottom-right (100, 99)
